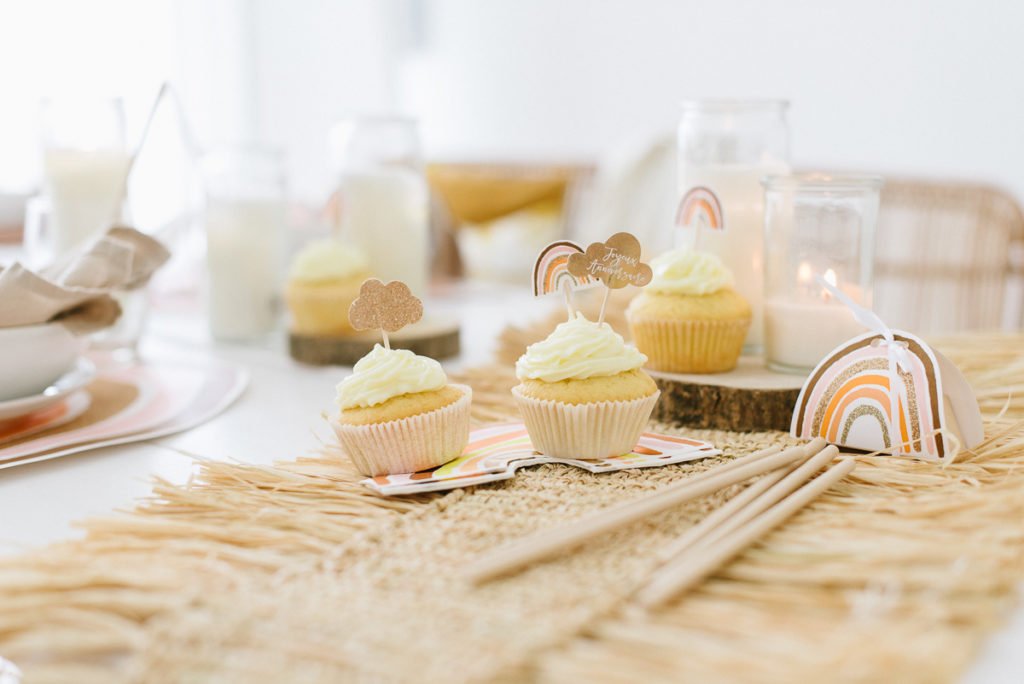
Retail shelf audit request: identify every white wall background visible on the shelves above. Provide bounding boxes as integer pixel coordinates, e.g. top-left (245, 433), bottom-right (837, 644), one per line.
top-left (2, 0), bottom-right (1022, 207)
top-left (401, 0), bottom-right (1024, 199)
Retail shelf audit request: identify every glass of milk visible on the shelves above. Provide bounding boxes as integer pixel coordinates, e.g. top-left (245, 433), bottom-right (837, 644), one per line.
top-left (676, 100), bottom-right (790, 353)
top-left (39, 97), bottom-right (131, 260)
top-left (201, 146), bottom-right (287, 342)
top-left (330, 117), bottom-right (429, 296)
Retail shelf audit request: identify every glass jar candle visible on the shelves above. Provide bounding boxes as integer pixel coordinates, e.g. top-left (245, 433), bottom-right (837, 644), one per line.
top-left (676, 99), bottom-right (790, 352)
top-left (762, 173), bottom-right (883, 373)
top-left (331, 116), bottom-right (430, 296)
top-left (202, 146), bottom-right (287, 342)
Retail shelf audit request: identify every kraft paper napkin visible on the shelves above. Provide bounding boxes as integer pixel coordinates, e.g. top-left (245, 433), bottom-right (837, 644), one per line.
top-left (0, 227), bottom-right (169, 334)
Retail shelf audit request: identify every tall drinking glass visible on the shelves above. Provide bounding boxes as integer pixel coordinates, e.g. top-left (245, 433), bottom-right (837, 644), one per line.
top-left (762, 173), bottom-right (883, 373)
top-left (331, 116), bottom-right (429, 295)
top-left (39, 97), bottom-right (130, 260)
top-left (202, 146), bottom-right (287, 342)
top-left (676, 99), bottom-right (790, 352)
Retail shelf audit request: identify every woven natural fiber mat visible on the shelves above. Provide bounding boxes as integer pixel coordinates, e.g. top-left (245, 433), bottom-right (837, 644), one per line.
top-left (2, 332), bottom-right (1024, 683)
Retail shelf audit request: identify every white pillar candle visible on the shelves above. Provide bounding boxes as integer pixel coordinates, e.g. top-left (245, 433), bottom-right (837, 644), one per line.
top-left (764, 268), bottom-right (865, 372)
top-left (337, 167), bottom-right (429, 296)
top-left (677, 162), bottom-right (788, 350)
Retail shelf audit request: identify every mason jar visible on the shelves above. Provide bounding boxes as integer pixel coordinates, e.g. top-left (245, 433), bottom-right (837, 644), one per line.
top-left (676, 99), bottom-right (790, 352)
top-left (331, 116), bottom-right (430, 296)
top-left (761, 173), bottom-right (883, 373)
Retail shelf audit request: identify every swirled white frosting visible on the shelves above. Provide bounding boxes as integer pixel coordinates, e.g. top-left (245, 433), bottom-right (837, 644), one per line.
top-left (290, 239), bottom-right (368, 282)
top-left (336, 345), bottom-right (446, 409)
top-left (648, 248), bottom-right (733, 295)
top-left (515, 313), bottom-right (647, 382)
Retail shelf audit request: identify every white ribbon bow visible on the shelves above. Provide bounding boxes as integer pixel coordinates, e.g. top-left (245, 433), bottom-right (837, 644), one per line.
top-left (816, 275), bottom-right (910, 456)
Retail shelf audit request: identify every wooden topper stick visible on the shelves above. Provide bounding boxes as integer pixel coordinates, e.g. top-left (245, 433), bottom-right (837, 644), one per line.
top-left (562, 278), bottom-right (575, 318)
top-left (634, 458), bottom-right (857, 608)
top-left (598, 287), bottom-right (611, 325)
top-left (465, 439), bottom-right (826, 585)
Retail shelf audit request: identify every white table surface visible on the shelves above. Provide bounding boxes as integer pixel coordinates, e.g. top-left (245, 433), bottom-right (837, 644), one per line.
top-left (0, 283), bottom-right (1020, 682)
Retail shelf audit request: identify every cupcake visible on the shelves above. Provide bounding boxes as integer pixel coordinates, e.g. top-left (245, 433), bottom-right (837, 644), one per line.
top-left (286, 239), bottom-right (370, 336)
top-left (513, 313), bottom-right (659, 460)
top-left (626, 248), bottom-right (750, 373)
top-left (329, 344), bottom-right (472, 476)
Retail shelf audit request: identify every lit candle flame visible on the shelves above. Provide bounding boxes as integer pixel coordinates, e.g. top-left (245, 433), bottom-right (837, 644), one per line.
top-left (822, 268), bottom-right (837, 302)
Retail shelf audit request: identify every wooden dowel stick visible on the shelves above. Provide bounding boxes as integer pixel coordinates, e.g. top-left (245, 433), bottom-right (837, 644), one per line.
top-left (562, 279), bottom-right (575, 318)
top-left (466, 439), bottom-right (825, 585)
top-left (597, 287), bottom-right (611, 324)
top-left (634, 457), bottom-right (856, 608)
top-left (662, 444), bottom-right (840, 561)
top-left (654, 464), bottom-right (793, 563)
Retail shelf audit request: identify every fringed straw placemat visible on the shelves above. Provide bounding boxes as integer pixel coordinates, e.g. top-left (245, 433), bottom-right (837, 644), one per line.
top-left (1, 331), bottom-right (1023, 683)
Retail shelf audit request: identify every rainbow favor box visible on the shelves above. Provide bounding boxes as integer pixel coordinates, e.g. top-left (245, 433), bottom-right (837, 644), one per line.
top-left (791, 331), bottom-right (983, 462)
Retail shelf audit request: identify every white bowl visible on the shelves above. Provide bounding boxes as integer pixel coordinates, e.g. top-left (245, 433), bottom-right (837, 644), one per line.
top-left (0, 323), bottom-right (84, 401)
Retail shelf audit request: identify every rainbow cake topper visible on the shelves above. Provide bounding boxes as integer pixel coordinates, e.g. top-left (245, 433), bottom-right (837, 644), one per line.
top-left (533, 241), bottom-right (595, 297)
top-left (791, 281), bottom-right (983, 461)
top-left (676, 186), bottom-right (724, 231)
top-left (532, 240), bottom-right (599, 318)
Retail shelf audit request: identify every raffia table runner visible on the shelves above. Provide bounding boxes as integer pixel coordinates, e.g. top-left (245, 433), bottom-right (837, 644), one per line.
top-left (1, 333), bottom-right (1023, 683)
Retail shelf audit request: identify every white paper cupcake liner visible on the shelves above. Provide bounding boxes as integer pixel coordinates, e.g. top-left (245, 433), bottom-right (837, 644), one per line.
top-left (512, 386), bottom-right (660, 460)
top-left (329, 385), bottom-right (472, 477)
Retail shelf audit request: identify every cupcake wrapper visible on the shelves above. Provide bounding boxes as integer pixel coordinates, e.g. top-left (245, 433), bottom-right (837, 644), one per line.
top-left (329, 385), bottom-right (472, 477)
top-left (629, 317), bottom-right (750, 373)
top-left (512, 387), bottom-right (660, 460)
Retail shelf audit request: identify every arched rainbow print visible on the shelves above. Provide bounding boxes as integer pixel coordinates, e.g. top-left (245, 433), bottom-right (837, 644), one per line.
top-left (675, 186), bottom-right (724, 231)
top-left (791, 332), bottom-right (948, 460)
top-left (532, 240), bottom-right (596, 296)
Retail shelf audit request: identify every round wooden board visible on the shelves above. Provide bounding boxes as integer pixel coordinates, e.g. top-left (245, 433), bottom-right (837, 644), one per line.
top-left (289, 318), bottom-right (461, 367)
top-left (649, 357), bottom-right (807, 433)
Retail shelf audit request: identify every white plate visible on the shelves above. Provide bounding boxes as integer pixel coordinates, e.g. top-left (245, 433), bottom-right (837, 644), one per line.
top-left (0, 358), bottom-right (96, 421)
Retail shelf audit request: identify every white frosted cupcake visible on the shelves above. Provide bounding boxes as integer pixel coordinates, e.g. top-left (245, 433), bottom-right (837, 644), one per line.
top-left (513, 313), bottom-right (659, 460)
top-left (627, 248), bottom-right (751, 373)
top-left (329, 345), bottom-right (471, 476)
top-left (286, 240), bottom-right (370, 336)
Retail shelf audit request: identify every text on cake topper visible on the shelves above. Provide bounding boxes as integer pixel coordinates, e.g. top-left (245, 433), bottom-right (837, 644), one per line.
top-left (349, 278), bottom-right (423, 348)
top-left (565, 232), bottom-right (652, 324)
top-left (568, 232), bottom-right (652, 290)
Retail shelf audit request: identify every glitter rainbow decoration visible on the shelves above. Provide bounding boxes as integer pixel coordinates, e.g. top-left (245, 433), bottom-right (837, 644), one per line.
top-left (675, 186), bottom-right (724, 230)
top-left (532, 240), bottom-right (595, 296)
top-left (790, 331), bottom-right (982, 462)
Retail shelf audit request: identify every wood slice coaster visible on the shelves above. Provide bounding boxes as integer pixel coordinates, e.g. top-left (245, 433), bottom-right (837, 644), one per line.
top-left (288, 318), bottom-right (461, 366)
top-left (649, 357), bottom-right (807, 432)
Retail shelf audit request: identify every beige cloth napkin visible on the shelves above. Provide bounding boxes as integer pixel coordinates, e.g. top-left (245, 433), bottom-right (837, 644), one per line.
top-left (0, 227), bottom-right (170, 334)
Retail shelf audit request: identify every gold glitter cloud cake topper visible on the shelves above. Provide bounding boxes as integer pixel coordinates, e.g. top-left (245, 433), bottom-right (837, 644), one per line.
top-left (349, 278), bottom-right (423, 347)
